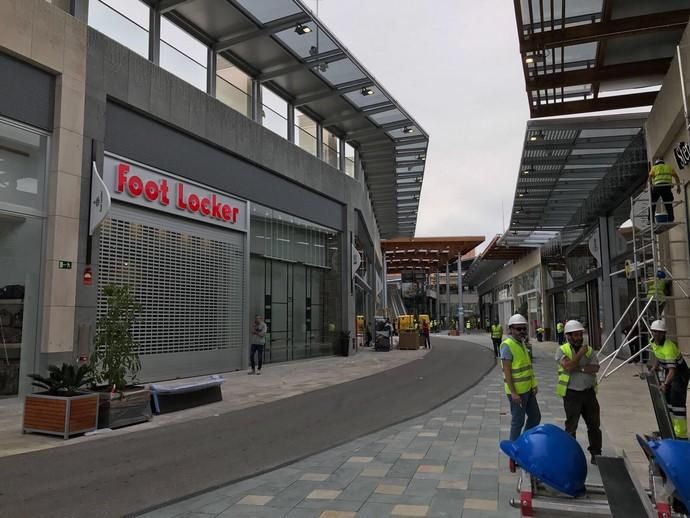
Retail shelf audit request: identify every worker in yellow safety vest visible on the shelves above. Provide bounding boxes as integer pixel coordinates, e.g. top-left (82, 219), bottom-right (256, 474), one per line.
top-left (556, 321), bottom-right (565, 345)
top-left (555, 320), bottom-right (602, 464)
top-left (647, 270), bottom-right (668, 317)
top-left (649, 319), bottom-right (689, 439)
top-left (649, 158), bottom-right (681, 222)
top-left (501, 314), bottom-right (540, 442)
top-left (490, 320), bottom-right (503, 358)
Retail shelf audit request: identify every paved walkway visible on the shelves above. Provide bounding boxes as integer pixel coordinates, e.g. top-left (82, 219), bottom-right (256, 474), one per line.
top-left (138, 335), bottom-right (626, 518)
top-left (0, 346), bottom-right (428, 458)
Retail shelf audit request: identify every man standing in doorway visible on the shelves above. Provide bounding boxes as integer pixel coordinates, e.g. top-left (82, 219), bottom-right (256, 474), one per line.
top-left (501, 314), bottom-right (541, 443)
top-left (556, 320), bottom-right (602, 465)
top-left (649, 320), bottom-right (689, 439)
top-left (249, 314), bottom-right (267, 375)
top-left (491, 320), bottom-right (503, 358)
top-left (556, 321), bottom-right (565, 345)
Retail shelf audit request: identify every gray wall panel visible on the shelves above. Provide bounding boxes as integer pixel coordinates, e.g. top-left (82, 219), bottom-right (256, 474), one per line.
top-left (0, 53), bottom-right (54, 131)
top-left (105, 102), bottom-right (344, 231)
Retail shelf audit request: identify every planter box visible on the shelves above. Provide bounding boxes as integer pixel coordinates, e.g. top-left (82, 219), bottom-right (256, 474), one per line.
top-left (398, 330), bottom-right (420, 350)
top-left (97, 388), bottom-right (152, 429)
top-left (23, 392), bottom-right (99, 439)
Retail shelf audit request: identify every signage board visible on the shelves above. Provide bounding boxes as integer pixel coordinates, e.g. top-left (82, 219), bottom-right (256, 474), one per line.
top-left (103, 156), bottom-right (248, 232)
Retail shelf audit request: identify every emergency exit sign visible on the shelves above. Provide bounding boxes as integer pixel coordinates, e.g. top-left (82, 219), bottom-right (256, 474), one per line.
top-left (58, 261), bottom-right (72, 269)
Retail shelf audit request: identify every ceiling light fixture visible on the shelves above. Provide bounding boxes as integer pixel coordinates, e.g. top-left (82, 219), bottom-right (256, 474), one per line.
top-left (361, 87), bottom-right (374, 96)
top-left (403, 126), bottom-right (414, 134)
top-left (522, 169), bottom-right (530, 175)
top-left (295, 24), bottom-right (312, 35)
top-left (529, 131), bottom-right (545, 142)
top-left (417, 154), bottom-right (425, 161)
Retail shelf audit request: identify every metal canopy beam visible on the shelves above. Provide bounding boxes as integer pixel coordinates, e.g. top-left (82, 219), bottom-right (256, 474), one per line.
top-left (157, 0), bottom-right (194, 14)
top-left (520, 9), bottom-right (690, 52)
top-left (526, 58), bottom-right (671, 90)
top-left (259, 50), bottom-right (346, 82)
top-left (214, 13), bottom-right (311, 51)
top-left (293, 79), bottom-right (373, 107)
top-left (532, 92), bottom-right (658, 118)
top-left (321, 104), bottom-right (395, 127)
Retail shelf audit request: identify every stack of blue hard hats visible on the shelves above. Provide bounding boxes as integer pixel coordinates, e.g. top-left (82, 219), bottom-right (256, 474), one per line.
top-left (647, 439), bottom-right (690, 510)
top-left (500, 424), bottom-right (587, 497)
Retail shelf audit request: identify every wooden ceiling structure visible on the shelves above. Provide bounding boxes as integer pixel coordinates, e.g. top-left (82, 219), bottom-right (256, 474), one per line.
top-left (382, 236), bottom-right (485, 274)
top-left (513, 0), bottom-right (690, 118)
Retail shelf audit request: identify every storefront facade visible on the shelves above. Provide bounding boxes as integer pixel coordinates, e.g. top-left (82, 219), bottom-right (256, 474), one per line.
top-left (0, 1), bottom-right (408, 394)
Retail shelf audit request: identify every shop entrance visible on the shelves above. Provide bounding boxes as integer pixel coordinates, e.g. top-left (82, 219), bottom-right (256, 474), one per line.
top-left (250, 256), bottom-right (332, 363)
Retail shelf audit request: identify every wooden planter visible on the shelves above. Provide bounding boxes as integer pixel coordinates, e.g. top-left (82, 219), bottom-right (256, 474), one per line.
top-left (23, 392), bottom-right (99, 439)
top-left (97, 387), bottom-right (152, 429)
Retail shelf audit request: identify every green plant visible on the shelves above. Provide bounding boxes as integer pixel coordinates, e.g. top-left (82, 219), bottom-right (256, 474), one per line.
top-left (91, 284), bottom-right (142, 391)
top-left (28, 363), bottom-right (94, 396)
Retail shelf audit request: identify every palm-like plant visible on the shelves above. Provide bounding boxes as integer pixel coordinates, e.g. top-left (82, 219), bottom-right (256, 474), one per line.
top-left (28, 363), bottom-right (94, 396)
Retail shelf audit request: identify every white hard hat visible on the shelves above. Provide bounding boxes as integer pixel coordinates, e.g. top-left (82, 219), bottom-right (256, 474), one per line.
top-left (564, 320), bottom-right (585, 334)
top-left (508, 314), bottom-right (528, 327)
top-left (651, 320), bottom-right (667, 332)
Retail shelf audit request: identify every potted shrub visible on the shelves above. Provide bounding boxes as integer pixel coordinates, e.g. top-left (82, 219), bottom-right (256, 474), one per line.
top-left (23, 363), bottom-right (98, 439)
top-left (91, 284), bottom-right (152, 429)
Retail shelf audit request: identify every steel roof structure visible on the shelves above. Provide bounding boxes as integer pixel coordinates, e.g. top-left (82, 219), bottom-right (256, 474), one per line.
top-left (142, 0), bottom-right (429, 237)
top-left (382, 236), bottom-right (485, 274)
top-left (513, 0), bottom-right (689, 118)
top-left (502, 114), bottom-right (648, 248)
top-left (464, 235), bottom-right (533, 287)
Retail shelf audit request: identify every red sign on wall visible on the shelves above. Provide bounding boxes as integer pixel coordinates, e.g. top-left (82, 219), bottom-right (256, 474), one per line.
top-left (103, 156), bottom-right (247, 231)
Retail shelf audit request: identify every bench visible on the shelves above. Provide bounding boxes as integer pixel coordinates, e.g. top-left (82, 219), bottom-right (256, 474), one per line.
top-left (149, 375), bottom-right (224, 414)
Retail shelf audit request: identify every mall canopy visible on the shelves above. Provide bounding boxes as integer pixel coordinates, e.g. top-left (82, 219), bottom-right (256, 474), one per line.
top-left (502, 114), bottom-right (648, 248)
top-left (382, 236), bottom-right (485, 274)
top-left (464, 234), bottom-right (533, 287)
top-left (141, 0), bottom-right (429, 238)
top-left (513, 0), bottom-right (690, 118)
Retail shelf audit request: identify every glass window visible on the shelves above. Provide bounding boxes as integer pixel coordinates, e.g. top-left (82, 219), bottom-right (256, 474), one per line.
top-left (0, 120), bottom-right (48, 213)
top-left (295, 110), bottom-right (317, 156)
top-left (233, 0), bottom-right (302, 24)
top-left (344, 143), bottom-right (355, 177)
top-left (160, 18), bottom-right (207, 91)
top-left (261, 87), bottom-right (288, 139)
top-left (88, 0), bottom-right (149, 58)
top-left (216, 55), bottom-right (252, 118)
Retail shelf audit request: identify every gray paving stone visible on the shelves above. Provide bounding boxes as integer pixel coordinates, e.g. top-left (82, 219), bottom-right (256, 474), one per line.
top-left (216, 505), bottom-right (290, 518)
top-left (428, 489), bottom-right (466, 517)
top-left (336, 477), bottom-right (378, 502)
top-left (405, 479), bottom-right (440, 496)
top-left (468, 473), bottom-right (499, 492)
top-left (355, 501), bottom-right (396, 518)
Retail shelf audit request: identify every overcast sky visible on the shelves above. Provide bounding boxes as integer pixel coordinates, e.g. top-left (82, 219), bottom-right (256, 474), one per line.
top-left (303, 0), bottom-right (530, 246)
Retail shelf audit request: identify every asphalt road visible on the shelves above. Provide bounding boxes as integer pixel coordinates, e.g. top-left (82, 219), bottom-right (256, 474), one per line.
top-left (0, 337), bottom-right (495, 518)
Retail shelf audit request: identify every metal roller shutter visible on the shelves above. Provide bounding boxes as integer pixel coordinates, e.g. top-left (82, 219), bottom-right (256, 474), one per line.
top-left (96, 204), bottom-right (246, 381)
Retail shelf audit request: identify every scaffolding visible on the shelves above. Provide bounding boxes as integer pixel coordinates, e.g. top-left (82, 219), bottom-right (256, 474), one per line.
top-left (598, 181), bottom-right (688, 382)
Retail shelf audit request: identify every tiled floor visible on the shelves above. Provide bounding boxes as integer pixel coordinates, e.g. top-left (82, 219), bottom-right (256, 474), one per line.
top-left (140, 335), bottom-right (622, 518)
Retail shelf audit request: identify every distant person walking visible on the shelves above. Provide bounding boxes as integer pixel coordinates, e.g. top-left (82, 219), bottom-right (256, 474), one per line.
top-left (556, 321), bottom-right (565, 345)
top-left (490, 320), bottom-right (503, 358)
top-left (421, 319), bottom-right (431, 349)
top-left (249, 314), bottom-right (267, 375)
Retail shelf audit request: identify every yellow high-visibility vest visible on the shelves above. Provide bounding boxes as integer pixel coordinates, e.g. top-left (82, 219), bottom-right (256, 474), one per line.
top-left (556, 343), bottom-right (596, 397)
top-left (651, 163), bottom-right (674, 186)
top-left (502, 337), bottom-right (537, 395)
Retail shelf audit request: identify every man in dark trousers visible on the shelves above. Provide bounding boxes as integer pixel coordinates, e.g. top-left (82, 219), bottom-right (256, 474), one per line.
top-left (249, 314), bottom-right (267, 375)
top-left (555, 320), bottom-right (602, 465)
top-left (490, 320), bottom-right (503, 358)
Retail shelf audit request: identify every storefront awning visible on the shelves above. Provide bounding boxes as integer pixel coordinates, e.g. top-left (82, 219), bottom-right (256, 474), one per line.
top-left (464, 235), bottom-right (532, 287)
top-left (141, 0), bottom-right (429, 238)
top-left (502, 114), bottom-right (648, 248)
top-left (382, 236), bottom-right (485, 274)
top-left (513, 1), bottom-right (689, 117)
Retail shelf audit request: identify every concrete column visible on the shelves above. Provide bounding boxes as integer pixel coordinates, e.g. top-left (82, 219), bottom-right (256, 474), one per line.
top-left (316, 123), bottom-right (323, 159)
top-left (599, 216), bottom-right (616, 352)
top-left (446, 261), bottom-right (450, 327)
top-left (382, 254), bottom-right (388, 316)
top-left (206, 47), bottom-right (216, 97)
top-left (70, 0), bottom-right (89, 21)
top-left (148, 7), bottom-right (161, 65)
top-left (458, 253), bottom-right (464, 332)
top-left (251, 79), bottom-right (263, 123)
top-left (287, 103), bottom-right (295, 143)
top-left (338, 138), bottom-right (346, 172)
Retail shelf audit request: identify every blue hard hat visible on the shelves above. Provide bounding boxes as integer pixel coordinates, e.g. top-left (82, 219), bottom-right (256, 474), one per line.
top-left (647, 439), bottom-right (690, 510)
top-left (657, 270), bottom-right (666, 279)
top-left (500, 424), bottom-right (587, 497)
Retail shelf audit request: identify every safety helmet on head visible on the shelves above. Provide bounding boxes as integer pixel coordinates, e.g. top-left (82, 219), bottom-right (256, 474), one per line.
top-left (651, 320), bottom-right (667, 332)
top-left (508, 314), bottom-right (528, 327)
top-left (564, 320), bottom-right (585, 334)
top-left (654, 159), bottom-right (665, 165)
top-left (656, 270), bottom-right (666, 279)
